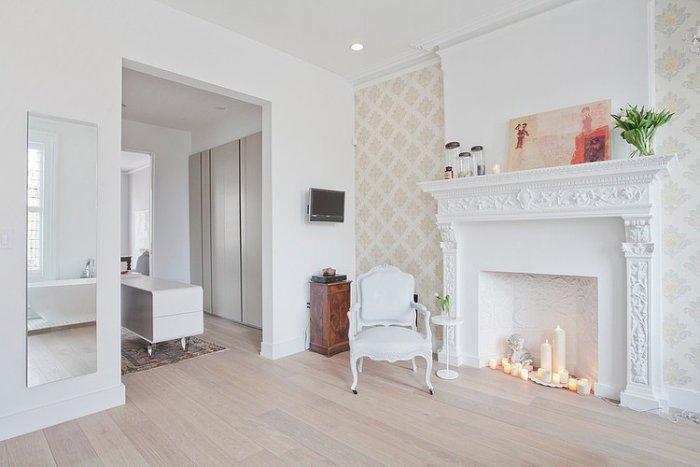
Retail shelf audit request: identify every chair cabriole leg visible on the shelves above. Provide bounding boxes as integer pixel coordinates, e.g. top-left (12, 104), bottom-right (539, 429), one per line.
top-left (350, 355), bottom-right (359, 394)
top-left (423, 354), bottom-right (434, 394)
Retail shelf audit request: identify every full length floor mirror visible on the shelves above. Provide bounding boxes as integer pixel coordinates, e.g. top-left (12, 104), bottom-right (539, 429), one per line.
top-left (26, 113), bottom-right (98, 387)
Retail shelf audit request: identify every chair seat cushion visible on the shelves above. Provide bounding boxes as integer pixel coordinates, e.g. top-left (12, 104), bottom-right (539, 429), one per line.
top-left (351, 326), bottom-right (430, 358)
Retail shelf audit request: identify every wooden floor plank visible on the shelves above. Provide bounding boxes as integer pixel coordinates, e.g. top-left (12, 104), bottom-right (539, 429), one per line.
top-left (108, 402), bottom-right (195, 466)
top-left (43, 420), bottom-right (101, 466)
top-left (256, 409), bottom-right (379, 466)
top-left (3, 430), bottom-right (56, 466)
top-left (76, 411), bottom-right (149, 466)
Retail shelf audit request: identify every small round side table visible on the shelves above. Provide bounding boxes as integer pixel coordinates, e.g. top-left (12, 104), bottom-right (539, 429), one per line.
top-left (430, 314), bottom-right (464, 380)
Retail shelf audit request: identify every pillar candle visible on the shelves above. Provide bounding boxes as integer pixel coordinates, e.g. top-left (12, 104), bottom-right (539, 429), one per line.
top-left (553, 325), bottom-right (566, 373)
top-left (568, 378), bottom-right (577, 391)
top-left (540, 339), bottom-right (552, 373)
top-left (488, 359), bottom-right (497, 370)
top-left (536, 368), bottom-right (544, 380)
top-left (552, 372), bottom-right (560, 385)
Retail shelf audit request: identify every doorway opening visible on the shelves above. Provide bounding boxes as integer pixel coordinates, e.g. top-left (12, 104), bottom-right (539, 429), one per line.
top-left (120, 63), bottom-right (265, 369)
top-left (120, 150), bottom-right (152, 276)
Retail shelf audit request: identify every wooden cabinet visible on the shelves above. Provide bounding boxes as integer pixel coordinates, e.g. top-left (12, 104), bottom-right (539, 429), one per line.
top-left (309, 280), bottom-right (351, 356)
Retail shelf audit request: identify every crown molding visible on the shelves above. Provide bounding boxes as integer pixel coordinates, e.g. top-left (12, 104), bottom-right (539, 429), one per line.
top-left (415, 0), bottom-right (576, 53)
top-left (350, 0), bottom-right (576, 87)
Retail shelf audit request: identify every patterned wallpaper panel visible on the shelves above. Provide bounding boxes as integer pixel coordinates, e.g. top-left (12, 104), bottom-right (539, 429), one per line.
top-left (355, 1), bottom-right (699, 393)
top-left (354, 64), bottom-right (445, 306)
top-left (657, 0), bottom-right (700, 391)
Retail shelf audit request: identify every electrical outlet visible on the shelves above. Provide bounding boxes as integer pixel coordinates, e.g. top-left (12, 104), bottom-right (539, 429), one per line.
top-left (0, 229), bottom-right (13, 249)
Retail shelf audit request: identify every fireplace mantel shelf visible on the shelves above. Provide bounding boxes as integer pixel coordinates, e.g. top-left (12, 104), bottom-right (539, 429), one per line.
top-left (418, 155), bottom-right (676, 222)
top-left (419, 155), bottom-right (677, 412)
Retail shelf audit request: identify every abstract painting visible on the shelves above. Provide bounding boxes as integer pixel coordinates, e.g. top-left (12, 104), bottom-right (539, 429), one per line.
top-left (507, 99), bottom-right (611, 171)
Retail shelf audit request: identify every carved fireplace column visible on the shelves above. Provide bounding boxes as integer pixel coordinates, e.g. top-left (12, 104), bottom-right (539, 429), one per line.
top-left (437, 222), bottom-right (461, 365)
top-left (620, 216), bottom-right (664, 410)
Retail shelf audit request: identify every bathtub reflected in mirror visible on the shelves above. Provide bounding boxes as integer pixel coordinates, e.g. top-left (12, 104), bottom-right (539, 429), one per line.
top-left (27, 113), bottom-right (98, 387)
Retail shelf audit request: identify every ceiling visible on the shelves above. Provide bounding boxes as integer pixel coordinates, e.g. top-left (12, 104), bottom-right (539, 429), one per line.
top-left (152, 0), bottom-right (573, 84)
top-left (121, 151), bottom-right (151, 172)
top-left (122, 68), bottom-right (261, 132)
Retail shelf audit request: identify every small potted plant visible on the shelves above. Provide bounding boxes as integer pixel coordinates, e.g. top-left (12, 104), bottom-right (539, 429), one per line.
top-left (611, 105), bottom-right (673, 157)
top-left (434, 292), bottom-right (451, 317)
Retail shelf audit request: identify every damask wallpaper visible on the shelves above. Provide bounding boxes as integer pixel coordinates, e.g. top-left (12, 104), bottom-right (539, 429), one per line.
top-left (355, 1), bottom-right (699, 393)
top-left (354, 64), bottom-right (445, 307)
top-left (657, 0), bottom-right (700, 391)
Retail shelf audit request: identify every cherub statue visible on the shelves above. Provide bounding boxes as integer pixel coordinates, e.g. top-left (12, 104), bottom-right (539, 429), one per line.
top-left (506, 334), bottom-right (533, 367)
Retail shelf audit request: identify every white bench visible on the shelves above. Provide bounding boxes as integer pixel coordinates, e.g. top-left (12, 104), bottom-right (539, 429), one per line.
top-left (121, 275), bottom-right (203, 356)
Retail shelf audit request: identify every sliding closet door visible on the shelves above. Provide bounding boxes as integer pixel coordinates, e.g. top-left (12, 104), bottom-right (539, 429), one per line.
top-left (210, 142), bottom-right (242, 322)
top-left (201, 151), bottom-right (213, 314)
top-left (188, 153), bottom-right (203, 287)
top-left (240, 132), bottom-right (262, 328)
top-left (189, 151), bottom-right (213, 313)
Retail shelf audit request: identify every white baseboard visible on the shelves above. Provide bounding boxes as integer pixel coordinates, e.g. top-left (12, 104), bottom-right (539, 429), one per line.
top-left (593, 382), bottom-right (620, 400)
top-left (666, 386), bottom-right (700, 413)
top-left (260, 335), bottom-right (306, 360)
top-left (0, 384), bottom-right (125, 442)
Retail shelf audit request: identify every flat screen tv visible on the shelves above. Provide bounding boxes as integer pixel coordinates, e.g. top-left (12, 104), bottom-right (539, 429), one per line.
top-left (308, 188), bottom-right (345, 222)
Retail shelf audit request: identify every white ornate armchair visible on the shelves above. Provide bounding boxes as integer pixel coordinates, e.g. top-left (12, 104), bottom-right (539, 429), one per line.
top-left (348, 265), bottom-right (433, 395)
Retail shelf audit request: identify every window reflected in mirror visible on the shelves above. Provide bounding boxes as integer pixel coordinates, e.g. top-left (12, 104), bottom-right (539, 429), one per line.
top-left (26, 113), bottom-right (98, 387)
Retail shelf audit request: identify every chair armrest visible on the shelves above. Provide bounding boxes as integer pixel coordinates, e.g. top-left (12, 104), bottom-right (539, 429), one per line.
top-left (411, 302), bottom-right (431, 340)
top-left (347, 303), bottom-right (361, 341)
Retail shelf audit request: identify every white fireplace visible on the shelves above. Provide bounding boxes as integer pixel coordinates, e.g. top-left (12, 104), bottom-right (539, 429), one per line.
top-left (419, 156), bottom-right (676, 411)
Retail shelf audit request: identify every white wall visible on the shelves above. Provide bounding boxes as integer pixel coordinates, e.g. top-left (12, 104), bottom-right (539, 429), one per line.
top-left (439, 0), bottom-right (652, 166)
top-left (0, 0), bottom-right (353, 440)
top-left (122, 120), bottom-right (189, 282)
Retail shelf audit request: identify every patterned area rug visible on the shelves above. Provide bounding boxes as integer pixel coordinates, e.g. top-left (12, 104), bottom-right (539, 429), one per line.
top-left (121, 328), bottom-right (226, 375)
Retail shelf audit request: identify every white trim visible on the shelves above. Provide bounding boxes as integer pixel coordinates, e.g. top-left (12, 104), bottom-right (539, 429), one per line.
top-left (594, 382), bottom-right (620, 400)
top-left (350, 0), bottom-right (575, 86)
top-left (260, 335), bottom-right (306, 360)
top-left (415, 0), bottom-right (575, 52)
top-left (0, 384), bottom-right (125, 442)
top-left (120, 163), bottom-right (150, 175)
top-left (666, 387), bottom-right (700, 413)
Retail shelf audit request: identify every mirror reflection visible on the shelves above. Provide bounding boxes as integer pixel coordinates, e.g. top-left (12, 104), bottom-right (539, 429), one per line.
top-left (27, 113), bottom-right (98, 387)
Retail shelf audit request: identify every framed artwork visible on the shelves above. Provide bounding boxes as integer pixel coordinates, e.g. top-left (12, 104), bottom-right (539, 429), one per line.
top-left (507, 99), bottom-right (611, 172)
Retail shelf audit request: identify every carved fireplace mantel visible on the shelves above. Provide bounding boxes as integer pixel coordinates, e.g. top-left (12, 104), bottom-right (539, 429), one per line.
top-left (419, 155), bottom-right (676, 411)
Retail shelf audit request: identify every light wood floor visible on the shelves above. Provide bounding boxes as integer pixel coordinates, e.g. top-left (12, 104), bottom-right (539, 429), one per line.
top-left (3, 314), bottom-right (699, 466)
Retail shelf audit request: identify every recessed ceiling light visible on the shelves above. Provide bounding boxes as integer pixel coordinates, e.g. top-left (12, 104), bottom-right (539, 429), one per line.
top-left (215, 106), bottom-right (227, 111)
top-left (350, 43), bottom-right (364, 51)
